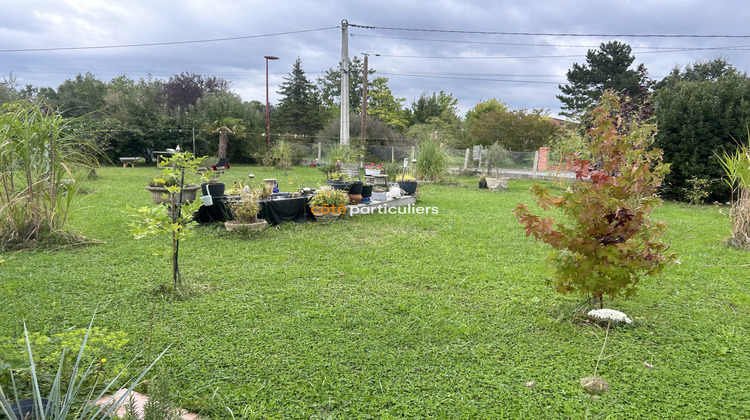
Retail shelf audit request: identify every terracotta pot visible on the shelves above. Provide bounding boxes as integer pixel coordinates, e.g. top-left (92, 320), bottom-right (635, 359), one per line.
top-left (349, 193), bottom-right (362, 205)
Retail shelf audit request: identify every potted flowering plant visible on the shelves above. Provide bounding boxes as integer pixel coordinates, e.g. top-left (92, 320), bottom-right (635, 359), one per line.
top-left (309, 189), bottom-right (348, 222)
top-left (364, 163), bottom-right (383, 176)
top-left (396, 173), bottom-right (418, 195)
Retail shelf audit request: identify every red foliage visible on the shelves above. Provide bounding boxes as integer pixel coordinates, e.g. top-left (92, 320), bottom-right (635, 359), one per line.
top-left (513, 91), bottom-right (676, 304)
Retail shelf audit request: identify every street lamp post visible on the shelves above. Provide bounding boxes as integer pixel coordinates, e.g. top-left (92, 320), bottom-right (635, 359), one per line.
top-left (264, 55), bottom-right (279, 151)
top-left (361, 53), bottom-right (378, 161)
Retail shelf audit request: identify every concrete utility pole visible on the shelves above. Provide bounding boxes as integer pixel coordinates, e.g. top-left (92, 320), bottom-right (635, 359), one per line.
top-left (340, 19), bottom-right (349, 145)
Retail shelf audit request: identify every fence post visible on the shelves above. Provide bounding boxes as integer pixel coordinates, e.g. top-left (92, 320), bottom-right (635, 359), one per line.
top-left (391, 147), bottom-right (395, 163)
top-left (533, 151), bottom-right (539, 172)
top-left (317, 142), bottom-right (322, 161)
top-left (411, 146), bottom-right (415, 159)
top-left (537, 147), bottom-right (550, 172)
top-left (464, 148), bottom-right (470, 170)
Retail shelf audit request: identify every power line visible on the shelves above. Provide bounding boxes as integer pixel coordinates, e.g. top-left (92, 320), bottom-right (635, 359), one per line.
top-left (349, 24), bottom-right (750, 38)
top-left (378, 53), bottom-right (583, 59)
top-left (379, 72), bottom-right (564, 84)
top-left (352, 33), bottom-right (750, 52)
top-left (0, 27), bottom-right (338, 53)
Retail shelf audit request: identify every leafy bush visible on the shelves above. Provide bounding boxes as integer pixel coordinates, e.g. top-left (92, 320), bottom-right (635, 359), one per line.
top-left (416, 140), bottom-right (447, 181)
top-left (0, 328), bottom-right (128, 401)
top-left (309, 189), bottom-right (348, 207)
top-left (514, 91), bottom-right (677, 308)
top-left (682, 176), bottom-right (714, 205)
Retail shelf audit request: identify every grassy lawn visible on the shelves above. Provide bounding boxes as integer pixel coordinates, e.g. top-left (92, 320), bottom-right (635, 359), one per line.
top-left (1, 165), bottom-right (749, 419)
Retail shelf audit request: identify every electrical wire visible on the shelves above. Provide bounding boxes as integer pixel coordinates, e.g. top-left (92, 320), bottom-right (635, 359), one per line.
top-left (348, 24), bottom-right (750, 38)
top-left (0, 27), bottom-right (338, 53)
top-left (352, 33), bottom-right (750, 52)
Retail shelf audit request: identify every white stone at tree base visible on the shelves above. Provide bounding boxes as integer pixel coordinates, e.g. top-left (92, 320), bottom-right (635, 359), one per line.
top-left (587, 308), bottom-right (632, 324)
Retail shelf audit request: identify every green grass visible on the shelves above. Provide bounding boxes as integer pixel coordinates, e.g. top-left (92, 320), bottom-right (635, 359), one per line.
top-left (1, 165), bottom-right (749, 419)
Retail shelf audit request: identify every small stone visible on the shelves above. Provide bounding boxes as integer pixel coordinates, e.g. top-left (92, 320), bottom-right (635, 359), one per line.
top-left (525, 381), bottom-right (535, 387)
top-left (580, 376), bottom-right (610, 395)
top-left (587, 308), bottom-right (632, 324)
top-left (643, 362), bottom-right (654, 368)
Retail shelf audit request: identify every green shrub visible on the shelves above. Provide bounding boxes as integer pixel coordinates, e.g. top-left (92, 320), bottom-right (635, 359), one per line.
top-left (262, 140), bottom-right (294, 169)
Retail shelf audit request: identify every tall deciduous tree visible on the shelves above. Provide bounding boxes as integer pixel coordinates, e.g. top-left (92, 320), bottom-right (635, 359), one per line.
top-left (163, 72), bottom-right (229, 112)
top-left (367, 77), bottom-right (407, 132)
top-left (557, 41), bottom-right (650, 119)
top-left (408, 91), bottom-right (460, 127)
top-left (464, 98), bottom-right (508, 127)
top-left (275, 58), bottom-right (325, 136)
top-left (55, 72), bottom-right (108, 118)
top-left (317, 56), bottom-right (372, 118)
top-left (467, 108), bottom-right (559, 150)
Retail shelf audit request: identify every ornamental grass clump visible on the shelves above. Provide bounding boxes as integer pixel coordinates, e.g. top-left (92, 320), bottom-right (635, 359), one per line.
top-left (0, 101), bottom-right (99, 250)
top-left (416, 140), bottom-right (448, 181)
top-left (717, 130), bottom-right (750, 250)
top-left (227, 192), bottom-right (261, 223)
top-left (514, 91), bottom-right (677, 308)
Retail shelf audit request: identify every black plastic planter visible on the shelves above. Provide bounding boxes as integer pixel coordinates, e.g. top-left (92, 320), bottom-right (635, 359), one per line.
top-left (348, 181), bottom-right (364, 195)
top-left (201, 182), bottom-right (226, 197)
top-left (398, 181), bottom-right (418, 195)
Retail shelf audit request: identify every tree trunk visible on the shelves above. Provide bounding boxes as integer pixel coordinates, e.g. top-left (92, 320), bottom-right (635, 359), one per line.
top-left (218, 130), bottom-right (228, 158)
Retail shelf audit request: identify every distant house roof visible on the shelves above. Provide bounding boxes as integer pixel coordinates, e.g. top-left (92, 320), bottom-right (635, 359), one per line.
top-left (550, 117), bottom-right (567, 127)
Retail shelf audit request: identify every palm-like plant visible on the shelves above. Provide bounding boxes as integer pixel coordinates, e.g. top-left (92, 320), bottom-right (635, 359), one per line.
top-left (718, 131), bottom-right (750, 249)
top-left (203, 117), bottom-right (246, 158)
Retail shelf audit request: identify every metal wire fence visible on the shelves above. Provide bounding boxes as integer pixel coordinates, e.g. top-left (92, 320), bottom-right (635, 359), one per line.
top-left (293, 142), bottom-right (538, 171)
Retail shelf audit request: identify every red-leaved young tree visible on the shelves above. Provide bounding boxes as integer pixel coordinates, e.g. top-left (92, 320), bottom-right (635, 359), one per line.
top-left (514, 91), bottom-right (676, 308)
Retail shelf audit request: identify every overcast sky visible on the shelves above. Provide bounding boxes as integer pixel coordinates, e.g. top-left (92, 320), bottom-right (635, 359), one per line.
top-left (2, 0), bottom-right (750, 118)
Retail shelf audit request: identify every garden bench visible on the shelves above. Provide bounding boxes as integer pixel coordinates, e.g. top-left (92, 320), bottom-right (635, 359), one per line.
top-left (337, 163), bottom-right (361, 180)
top-left (118, 157), bottom-right (139, 168)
